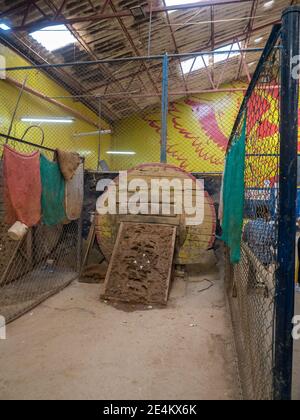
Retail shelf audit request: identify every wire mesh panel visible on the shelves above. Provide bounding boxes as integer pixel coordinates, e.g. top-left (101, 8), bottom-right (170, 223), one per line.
top-left (167, 52), bottom-right (261, 173)
top-left (0, 140), bottom-right (82, 323)
top-left (0, 222), bottom-right (80, 323)
top-left (0, 41), bottom-right (261, 174)
top-left (224, 29), bottom-right (282, 400)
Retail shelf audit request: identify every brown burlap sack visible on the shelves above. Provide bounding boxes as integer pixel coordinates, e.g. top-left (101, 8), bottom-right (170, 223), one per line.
top-left (56, 149), bottom-right (81, 181)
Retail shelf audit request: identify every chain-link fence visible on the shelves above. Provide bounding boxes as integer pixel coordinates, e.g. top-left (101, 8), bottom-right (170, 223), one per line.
top-left (0, 139), bottom-right (82, 323)
top-left (0, 11), bottom-right (298, 399)
top-left (224, 14), bottom-right (298, 400)
top-left (0, 28), bottom-right (262, 326)
top-left (0, 37), bottom-right (263, 173)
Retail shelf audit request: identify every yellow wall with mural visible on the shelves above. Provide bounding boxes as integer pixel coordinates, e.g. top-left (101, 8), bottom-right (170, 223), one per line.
top-left (0, 44), bottom-right (112, 170)
top-left (0, 43), bottom-right (248, 174)
top-left (244, 87), bottom-right (280, 188)
top-left (110, 85), bottom-right (245, 172)
top-left (3, 42), bottom-right (277, 177)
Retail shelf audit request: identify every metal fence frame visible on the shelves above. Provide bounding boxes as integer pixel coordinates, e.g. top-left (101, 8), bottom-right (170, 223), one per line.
top-left (0, 7), bottom-right (298, 399)
top-left (0, 137), bottom-right (83, 323)
top-left (0, 33), bottom-right (267, 173)
top-left (225, 6), bottom-right (300, 400)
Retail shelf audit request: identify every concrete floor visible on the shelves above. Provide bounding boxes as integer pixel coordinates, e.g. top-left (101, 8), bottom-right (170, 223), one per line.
top-left (0, 270), bottom-right (240, 400)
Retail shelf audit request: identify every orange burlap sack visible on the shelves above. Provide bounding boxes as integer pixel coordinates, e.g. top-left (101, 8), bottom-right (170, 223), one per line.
top-left (3, 145), bottom-right (42, 227)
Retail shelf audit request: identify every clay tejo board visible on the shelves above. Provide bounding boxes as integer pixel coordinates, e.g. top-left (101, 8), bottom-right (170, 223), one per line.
top-left (102, 222), bottom-right (177, 305)
top-left (96, 163), bottom-right (216, 265)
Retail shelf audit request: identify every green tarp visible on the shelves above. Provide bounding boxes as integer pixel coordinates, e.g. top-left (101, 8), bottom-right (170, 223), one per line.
top-left (40, 154), bottom-right (66, 226)
top-left (221, 115), bottom-right (247, 263)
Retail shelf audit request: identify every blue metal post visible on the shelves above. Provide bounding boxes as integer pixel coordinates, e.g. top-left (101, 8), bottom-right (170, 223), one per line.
top-left (161, 53), bottom-right (168, 163)
top-left (274, 6), bottom-right (300, 400)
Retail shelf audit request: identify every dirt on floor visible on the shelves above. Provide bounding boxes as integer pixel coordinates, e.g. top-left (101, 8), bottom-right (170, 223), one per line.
top-left (0, 262), bottom-right (241, 400)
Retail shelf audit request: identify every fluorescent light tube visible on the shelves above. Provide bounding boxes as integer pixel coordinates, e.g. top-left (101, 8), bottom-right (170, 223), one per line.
top-left (73, 130), bottom-right (111, 138)
top-left (21, 117), bottom-right (74, 124)
top-left (106, 151), bottom-right (136, 155)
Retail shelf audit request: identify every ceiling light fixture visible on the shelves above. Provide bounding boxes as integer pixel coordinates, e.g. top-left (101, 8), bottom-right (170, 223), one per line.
top-left (73, 130), bottom-right (112, 138)
top-left (106, 151), bottom-right (136, 155)
top-left (21, 117), bottom-right (74, 124)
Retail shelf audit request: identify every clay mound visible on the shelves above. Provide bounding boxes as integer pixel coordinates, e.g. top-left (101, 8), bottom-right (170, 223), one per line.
top-left (102, 222), bottom-right (177, 305)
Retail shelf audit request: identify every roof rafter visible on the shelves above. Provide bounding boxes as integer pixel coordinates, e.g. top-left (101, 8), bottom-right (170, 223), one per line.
top-left (43, 0), bottom-right (145, 115)
top-left (235, 0), bottom-right (258, 80)
top-left (7, 0), bottom-right (253, 32)
top-left (108, 0), bottom-right (159, 95)
top-left (160, 0), bottom-right (188, 93)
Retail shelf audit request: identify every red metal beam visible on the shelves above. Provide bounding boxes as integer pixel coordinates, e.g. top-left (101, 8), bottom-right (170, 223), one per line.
top-left (43, 0), bottom-right (142, 115)
top-left (47, 85), bottom-right (279, 98)
top-left (21, 1), bottom-right (33, 27)
top-left (100, 0), bottom-right (111, 13)
top-left (216, 42), bottom-right (235, 88)
top-left (235, 0), bottom-right (258, 80)
top-left (195, 18), bottom-right (280, 54)
top-left (9, 0), bottom-right (253, 31)
top-left (84, 17), bottom-right (281, 95)
top-left (87, 0), bottom-right (96, 13)
top-left (0, 1), bottom-right (30, 19)
top-left (210, 6), bottom-right (215, 87)
top-left (237, 39), bottom-right (251, 82)
top-left (4, 76), bottom-right (103, 128)
top-left (33, 1), bottom-right (48, 17)
top-left (108, 0), bottom-right (159, 94)
top-left (201, 55), bottom-right (216, 89)
top-left (54, 0), bottom-right (68, 19)
top-left (160, 0), bottom-right (188, 93)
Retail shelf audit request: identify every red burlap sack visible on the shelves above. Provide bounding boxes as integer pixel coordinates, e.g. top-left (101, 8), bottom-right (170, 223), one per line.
top-left (3, 145), bottom-right (42, 227)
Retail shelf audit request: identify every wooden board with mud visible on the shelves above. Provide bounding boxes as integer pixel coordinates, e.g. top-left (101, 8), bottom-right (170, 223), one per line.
top-left (102, 222), bottom-right (177, 305)
top-left (95, 163), bottom-right (216, 265)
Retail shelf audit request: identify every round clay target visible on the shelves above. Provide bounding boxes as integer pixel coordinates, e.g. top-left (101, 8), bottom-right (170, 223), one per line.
top-left (95, 163), bottom-right (216, 265)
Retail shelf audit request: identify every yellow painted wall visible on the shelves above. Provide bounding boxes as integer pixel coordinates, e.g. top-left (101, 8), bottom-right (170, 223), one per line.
top-left (0, 43), bottom-right (282, 180)
top-left (0, 44), bottom-right (112, 170)
top-left (110, 85), bottom-right (245, 172)
top-left (0, 43), bottom-right (250, 174)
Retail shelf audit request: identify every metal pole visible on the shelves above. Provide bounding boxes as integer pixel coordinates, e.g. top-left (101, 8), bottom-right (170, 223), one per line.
top-left (77, 216), bottom-right (83, 274)
top-left (227, 24), bottom-right (281, 151)
top-left (274, 5), bottom-right (300, 401)
top-left (5, 75), bottom-right (28, 144)
top-left (0, 48), bottom-right (269, 72)
top-left (161, 53), bottom-right (168, 163)
top-left (97, 99), bottom-right (101, 171)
